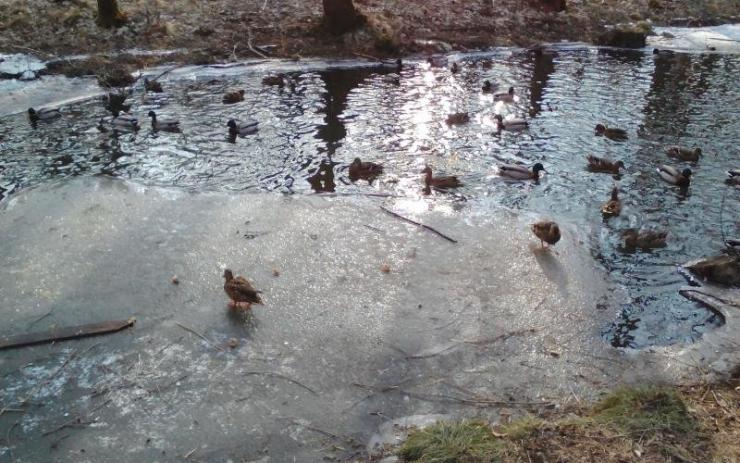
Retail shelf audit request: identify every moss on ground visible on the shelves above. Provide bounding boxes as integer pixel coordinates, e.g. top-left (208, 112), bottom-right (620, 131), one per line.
top-left (396, 383), bottom-right (738, 463)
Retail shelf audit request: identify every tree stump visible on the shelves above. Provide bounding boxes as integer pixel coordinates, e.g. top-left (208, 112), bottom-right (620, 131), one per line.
top-left (97, 0), bottom-right (127, 28)
top-left (322, 0), bottom-right (364, 35)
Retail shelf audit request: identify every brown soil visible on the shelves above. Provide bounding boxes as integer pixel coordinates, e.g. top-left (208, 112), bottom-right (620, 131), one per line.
top-left (503, 383), bottom-right (740, 463)
top-left (1, 0), bottom-right (739, 66)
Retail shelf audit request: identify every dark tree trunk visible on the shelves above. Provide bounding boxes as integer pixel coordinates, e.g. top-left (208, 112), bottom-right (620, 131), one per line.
top-left (531, 0), bottom-right (566, 12)
top-left (97, 0), bottom-right (127, 28)
top-left (322, 0), bottom-right (363, 35)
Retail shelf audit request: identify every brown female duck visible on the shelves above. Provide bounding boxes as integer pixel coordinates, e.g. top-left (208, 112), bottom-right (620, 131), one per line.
top-left (622, 229), bottom-right (668, 251)
top-left (601, 186), bottom-right (621, 218)
top-left (531, 221), bottom-right (561, 249)
top-left (222, 89), bottom-right (245, 104)
top-left (446, 113), bottom-right (470, 125)
top-left (422, 166), bottom-right (462, 190)
top-left (586, 155), bottom-right (625, 175)
top-left (348, 158), bottom-right (383, 181)
top-left (595, 124), bottom-right (628, 141)
top-left (223, 269), bottom-right (262, 310)
top-left (144, 78), bottom-right (163, 93)
top-left (666, 145), bottom-right (702, 162)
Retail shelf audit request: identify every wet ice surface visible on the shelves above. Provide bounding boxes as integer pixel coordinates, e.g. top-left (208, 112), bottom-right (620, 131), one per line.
top-left (1, 37), bottom-right (740, 460)
top-left (1, 45), bottom-right (738, 348)
top-left (650, 24), bottom-right (740, 53)
top-left (0, 178), bottom-right (738, 462)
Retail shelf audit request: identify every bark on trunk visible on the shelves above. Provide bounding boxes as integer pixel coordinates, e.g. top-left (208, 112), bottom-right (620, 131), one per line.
top-left (322, 0), bottom-right (363, 35)
top-left (97, 0), bottom-right (127, 28)
top-left (531, 0), bottom-right (567, 12)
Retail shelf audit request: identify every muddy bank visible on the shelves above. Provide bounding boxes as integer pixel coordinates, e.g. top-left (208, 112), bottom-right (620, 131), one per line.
top-left (0, 177), bottom-right (738, 461)
top-left (1, 0), bottom-right (739, 69)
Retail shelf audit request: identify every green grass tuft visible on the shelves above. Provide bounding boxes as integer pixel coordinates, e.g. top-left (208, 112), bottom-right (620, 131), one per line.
top-left (591, 386), bottom-right (695, 437)
top-left (398, 420), bottom-right (504, 462)
top-left (500, 416), bottom-right (544, 440)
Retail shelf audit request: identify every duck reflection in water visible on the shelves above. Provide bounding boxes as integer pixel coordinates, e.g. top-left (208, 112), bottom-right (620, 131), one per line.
top-left (307, 161), bottom-right (336, 193)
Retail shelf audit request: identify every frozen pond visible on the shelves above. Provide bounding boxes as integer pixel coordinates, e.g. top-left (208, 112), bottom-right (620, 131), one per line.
top-left (0, 177), bottom-right (735, 462)
top-left (1, 34), bottom-right (740, 461)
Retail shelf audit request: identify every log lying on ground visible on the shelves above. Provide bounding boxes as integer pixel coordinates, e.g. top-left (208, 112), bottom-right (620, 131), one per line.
top-left (0, 318), bottom-right (135, 350)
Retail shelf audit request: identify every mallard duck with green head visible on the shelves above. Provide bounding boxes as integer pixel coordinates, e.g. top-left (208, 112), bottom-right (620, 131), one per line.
top-left (657, 165), bottom-right (692, 187)
top-left (227, 119), bottom-right (258, 137)
top-left (494, 87), bottom-right (515, 103)
top-left (726, 169), bottom-right (740, 186)
top-left (499, 163), bottom-right (545, 181)
top-left (494, 114), bottom-right (528, 131)
top-left (28, 107), bottom-right (61, 123)
top-left (148, 111), bottom-right (180, 132)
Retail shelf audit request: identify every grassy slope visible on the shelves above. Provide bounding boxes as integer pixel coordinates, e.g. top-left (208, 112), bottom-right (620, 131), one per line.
top-left (397, 382), bottom-right (739, 462)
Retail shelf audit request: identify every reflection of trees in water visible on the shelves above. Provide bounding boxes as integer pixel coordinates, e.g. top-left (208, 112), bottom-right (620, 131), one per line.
top-left (604, 53), bottom-right (726, 347)
top-left (628, 54), bottom-right (720, 198)
top-left (527, 50), bottom-right (555, 117)
top-left (308, 68), bottom-right (377, 192)
top-left (642, 54), bottom-right (720, 138)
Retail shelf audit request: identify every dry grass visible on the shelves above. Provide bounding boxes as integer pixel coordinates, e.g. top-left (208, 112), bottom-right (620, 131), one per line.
top-left (0, 0), bottom-right (738, 62)
top-left (397, 382), bottom-right (739, 463)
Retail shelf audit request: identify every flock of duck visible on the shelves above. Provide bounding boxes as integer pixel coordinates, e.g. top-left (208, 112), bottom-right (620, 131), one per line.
top-left (23, 58), bottom-right (740, 310)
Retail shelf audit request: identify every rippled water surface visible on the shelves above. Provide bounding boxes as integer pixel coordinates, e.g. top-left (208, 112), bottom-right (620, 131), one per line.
top-left (1, 46), bottom-right (738, 347)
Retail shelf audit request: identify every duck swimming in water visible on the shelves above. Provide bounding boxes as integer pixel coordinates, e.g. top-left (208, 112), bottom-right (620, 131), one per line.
top-left (348, 158), bottom-right (383, 182)
top-left (494, 114), bottom-right (528, 131)
top-left (144, 78), bottom-right (163, 93)
top-left (498, 163), bottom-right (546, 181)
top-left (227, 119), bottom-right (259, 137)
top-left (494, 87), bottom-right (515, 103)
top-left (446, 113), bottom-right (470, 125)
top-left (28, 107), bottom-right (61, 123)
top-left (726, 169), bottom-right (740, 187)
top-left (586, 155), bottom-right (624, 175)
top-left (601, 186), bottom-right (621, 218)
top-left (622, 229), bottom-right (668, 251)
top-left (666, 145), bottom-right (702, 162)
top-left (147, 111), bottom-right (180, 132)
top-left (657, 165), bottom-right (692, 187)
top-left (109, 113), bottom-right (139, 131)
top-left (595, 124), bottom-right (628, 141)
top-left (421, 166), bottom-right (462, 190)
top-left (223, 89), bottom-right (245, 104)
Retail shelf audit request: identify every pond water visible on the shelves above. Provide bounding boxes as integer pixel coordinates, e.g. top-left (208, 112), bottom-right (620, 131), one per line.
top-left (1, 44), bottom-right (738, 348)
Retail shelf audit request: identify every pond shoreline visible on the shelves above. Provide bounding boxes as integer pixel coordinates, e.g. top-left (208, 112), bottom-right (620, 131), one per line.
top-left (1, 0), bottom-right (739, 78)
